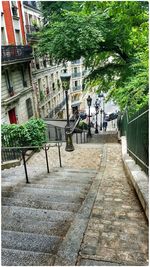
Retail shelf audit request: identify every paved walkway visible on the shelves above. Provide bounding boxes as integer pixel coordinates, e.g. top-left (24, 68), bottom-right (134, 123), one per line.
top-left (77, 143), bottom-right (148, 266)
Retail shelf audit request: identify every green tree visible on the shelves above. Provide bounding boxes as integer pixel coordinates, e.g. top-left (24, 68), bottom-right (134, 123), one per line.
top-left (37, 1), bottom-right (148, 112)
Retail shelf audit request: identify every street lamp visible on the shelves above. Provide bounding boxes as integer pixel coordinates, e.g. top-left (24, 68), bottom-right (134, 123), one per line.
top-left (100, 108), bottom-right (103, 131)
top-left (60, 70), bottom-right (74, 152)
top-left (94, 99), bottom-right (99, 134)
top-left (87, 95), bottom-right (92, 137)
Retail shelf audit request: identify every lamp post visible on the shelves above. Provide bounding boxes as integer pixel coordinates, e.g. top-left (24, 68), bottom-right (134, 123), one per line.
top-left (98, 92), bottom-right (104, 131)
top-left (87, 95), bottom-right (92, 137)
top-left (100, 108), bottom-right (103, 131)
top-left (94, 99), bottom-right (99, 134)
top-left (60, 70), bottom-right (74, 151)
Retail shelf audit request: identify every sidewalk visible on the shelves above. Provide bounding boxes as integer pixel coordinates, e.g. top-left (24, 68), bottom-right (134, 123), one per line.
top-left (77, 143), bottom-right (148, 266)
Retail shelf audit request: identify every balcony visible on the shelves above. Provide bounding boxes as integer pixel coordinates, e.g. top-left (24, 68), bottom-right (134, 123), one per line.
top-left (25, 25), bottom-right (39, 34)
top-left (72, 85), bottom-right (82, 91)
top-left (1, 45), bottom-right (33, 64)
top-left (71, 59), bottom-right (81, 64)
top-left (72, 72), bottom-right (81, 78)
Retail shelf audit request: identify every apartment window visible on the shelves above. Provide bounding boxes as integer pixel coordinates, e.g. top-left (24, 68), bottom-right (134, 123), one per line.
top-left (21, 66), bottom-right (27, 87)
top-left (1, 27), bottom-right (6, 45)
top-left (5, 70), bottom-right (14, 96)
top-left (52, 82), bottom-right (55, 90)
top-left (12, 1), bottom-right (18, 17)
top-left (74, 67), bottom-right (77, 73)
top-left (26, 98), bottom-right (33, 119)
top-left (15, 30), bottom-right (21, 45)
top-left (75, 81), bottom-right (78, 87)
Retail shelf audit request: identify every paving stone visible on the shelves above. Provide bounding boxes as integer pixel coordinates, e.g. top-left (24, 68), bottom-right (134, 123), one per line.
top-left (78, 258), bottom-right (122, 266)
top-left (79, 143), bottom-right (148, 266)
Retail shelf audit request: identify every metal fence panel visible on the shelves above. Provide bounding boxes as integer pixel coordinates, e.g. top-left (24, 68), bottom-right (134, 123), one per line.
top-left (121, 105), bottom-right (149, 174)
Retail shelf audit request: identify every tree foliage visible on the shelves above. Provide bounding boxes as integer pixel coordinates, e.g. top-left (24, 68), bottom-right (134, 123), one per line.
top-left (37, 1), bottom-right (148, 112)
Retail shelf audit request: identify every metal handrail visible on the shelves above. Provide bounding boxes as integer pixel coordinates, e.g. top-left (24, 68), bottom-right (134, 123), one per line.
top-left (2, 142), bottom-right (62, 183)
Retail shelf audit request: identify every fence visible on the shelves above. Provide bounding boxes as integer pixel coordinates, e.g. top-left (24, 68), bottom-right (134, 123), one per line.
top-left (120, 105), bottom-right (149, 174)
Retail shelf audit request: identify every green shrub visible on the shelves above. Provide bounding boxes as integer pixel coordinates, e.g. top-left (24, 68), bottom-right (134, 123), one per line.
top-left (78, 120), bottom-right (88, 130)
top-left (1, 118), bottom-right (46, 148)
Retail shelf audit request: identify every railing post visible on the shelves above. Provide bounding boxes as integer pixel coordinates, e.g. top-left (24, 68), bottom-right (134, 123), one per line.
top-left (44, 145), bottom-right (50, 173)
top-left (22, 149), bottom-right (29, 183)
top-left (76, 133), bottom-right (78, 144)
top-left (57, 142), bottom-right (62, 167)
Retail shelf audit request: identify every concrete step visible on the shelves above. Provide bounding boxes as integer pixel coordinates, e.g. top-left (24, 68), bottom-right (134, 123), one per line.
top-left (2, 217), bottom-right (70, 237)
top-left (2, 190), bottom-right (85, 204)
top-left (2, 206), bottom-right (74, 222)
top-left (1, 166), bottom-right (97, 266)
top-left (2, 197), bottom-right (80, 212)
top-left (2, 230), bottom-right (61, 254)
top-left (2, 186), bottom-right (86, 198)
top-left (2, 248), bottom-right (54, 266)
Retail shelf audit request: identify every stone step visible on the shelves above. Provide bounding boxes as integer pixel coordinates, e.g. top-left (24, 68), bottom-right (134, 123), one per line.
top-left (52, 167), bottom-right (97, 173)
top-left (2, 197), bottom-right (80, 212)
top-left (2, 248), bottom-right (54, 266)
top-left (2, 206), bottom-right (74, 222)
top-left (2, 217), bottom-right (70, 237)
top-left (2, 191), bottom-right (85, 204)
top-left (2, 186), bottom-right (86, 197)
top-left (2, 230), bottom-right (61, 254)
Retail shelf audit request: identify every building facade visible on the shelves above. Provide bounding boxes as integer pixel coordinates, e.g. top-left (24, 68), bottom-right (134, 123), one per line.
top-left (1, 1), bottom-right (88, 125)
top-left (1, 1), bottom-right (35, 124)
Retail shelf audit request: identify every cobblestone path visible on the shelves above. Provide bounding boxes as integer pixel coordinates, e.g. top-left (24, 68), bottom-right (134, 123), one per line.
top-left (77, 143), bottom-right (148, 266)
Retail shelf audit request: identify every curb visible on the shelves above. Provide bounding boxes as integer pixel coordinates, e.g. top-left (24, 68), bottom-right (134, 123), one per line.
top-left (121, 136), bottom-right (149, 220)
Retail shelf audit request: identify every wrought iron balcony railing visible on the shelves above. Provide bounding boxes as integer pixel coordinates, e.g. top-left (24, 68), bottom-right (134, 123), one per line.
top-left (72, 85), bottom-right (81, 91)
top-left (72, 72), bottom-right (81, 78)
top-left (25, 25), bottom-right (39, 34)
top-left (1, 45), bottom-right (33, 63)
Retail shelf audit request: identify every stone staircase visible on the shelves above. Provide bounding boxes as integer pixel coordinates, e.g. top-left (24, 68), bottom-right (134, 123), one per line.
top-left (2, 166), bottom-right (97, 266)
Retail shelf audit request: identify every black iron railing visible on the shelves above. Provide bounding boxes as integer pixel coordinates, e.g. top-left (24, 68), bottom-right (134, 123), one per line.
top-left (72, 85), bottom-right (81, 91)
top-left (121, 105), bottom-right (149, 174)
top-left (25, 25), bottom-right (39, 34)
top-left (1, 45), bottom-right (33, 62)
top-left (2, 143), bottom-right (62, 183)
top-left (72, 72), bottom-right (81, 78)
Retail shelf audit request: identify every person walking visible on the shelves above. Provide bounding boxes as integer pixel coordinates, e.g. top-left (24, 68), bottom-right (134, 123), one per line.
top-left (103, 120), bottom-right (108, 131)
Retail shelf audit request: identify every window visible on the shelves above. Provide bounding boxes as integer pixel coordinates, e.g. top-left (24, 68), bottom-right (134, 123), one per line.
top-left (75, 81), bottom-right (78, 87)
top-left (26, 98), bottom-right (33, 119)
top-left (21, 65), bottom-right (27, 87)
top-left (15, 30), bottom-right (21, 45)
top-left (12, 1), bottom-right (18, 17)
top-left (5, 70), bottom-right (14, 96)
top-left (74, 67), bottom-right (77, 73)
top-left (1, 27), bottom-right (6, 45)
